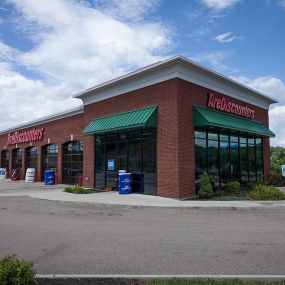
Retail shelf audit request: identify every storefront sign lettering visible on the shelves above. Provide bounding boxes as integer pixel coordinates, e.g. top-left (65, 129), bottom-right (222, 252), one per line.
top-left (7, 128), bottom-right (45, 145)
top-left (207, 93), bottom-right (255, 119)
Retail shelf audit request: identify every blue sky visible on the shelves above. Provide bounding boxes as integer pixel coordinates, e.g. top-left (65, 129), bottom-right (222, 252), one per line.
top-left (0, 0), bottom-right (285, 145)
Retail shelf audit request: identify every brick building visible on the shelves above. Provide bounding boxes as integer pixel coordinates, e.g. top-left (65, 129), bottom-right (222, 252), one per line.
top-left (0, 56), bottom-right (277, 198)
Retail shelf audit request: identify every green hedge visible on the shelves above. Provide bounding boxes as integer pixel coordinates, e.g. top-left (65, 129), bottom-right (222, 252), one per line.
top-left (0, 254), bottom-right (36, 285)
top-left (247, 184), bottom-right (285, 200)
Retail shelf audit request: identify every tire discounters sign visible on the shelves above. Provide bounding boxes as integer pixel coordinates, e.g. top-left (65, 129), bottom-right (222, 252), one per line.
top-left (207, 92), bottom-right (255, 119)
top-left (7, 128), bottom-right (45, 145)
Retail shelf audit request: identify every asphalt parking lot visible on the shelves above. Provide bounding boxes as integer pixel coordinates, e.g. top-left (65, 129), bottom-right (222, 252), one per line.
top-left (0, 195), bottom-right (285, 275)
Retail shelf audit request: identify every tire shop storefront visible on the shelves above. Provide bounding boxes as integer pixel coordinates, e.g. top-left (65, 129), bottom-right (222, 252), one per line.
top-left (0, 56), bottom-right (277, 198)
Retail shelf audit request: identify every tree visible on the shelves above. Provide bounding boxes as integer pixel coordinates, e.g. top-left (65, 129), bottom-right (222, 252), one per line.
top-left (198, 172), bottom-right (213, 198)
top-left (270, 146), bottom-right (285, 173)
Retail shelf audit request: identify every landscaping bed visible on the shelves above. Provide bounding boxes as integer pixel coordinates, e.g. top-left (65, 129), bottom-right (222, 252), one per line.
top-left (197, 172), bottom-right (285, 201)
top-left (63, 185), bottom-right (94, 194)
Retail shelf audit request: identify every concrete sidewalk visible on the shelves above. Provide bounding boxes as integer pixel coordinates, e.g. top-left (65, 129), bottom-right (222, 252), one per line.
top-left (1, 179), bottom-right (285, 209)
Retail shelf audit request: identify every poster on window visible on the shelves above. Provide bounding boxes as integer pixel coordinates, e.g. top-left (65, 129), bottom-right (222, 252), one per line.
top-left (107, 159), bottom-right (115, 171)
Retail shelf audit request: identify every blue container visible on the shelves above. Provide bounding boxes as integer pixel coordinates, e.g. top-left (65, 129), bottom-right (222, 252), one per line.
top-left (44, 170), bottom-right (55, 185)
top-left (118, 173), bottom-right (132, 194)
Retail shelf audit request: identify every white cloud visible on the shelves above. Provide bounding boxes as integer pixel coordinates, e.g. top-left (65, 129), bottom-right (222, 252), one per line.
top-left (233, 75), bottom-right (285, 146)
top-left (0, 0), bottom-right (172, 131)
top-left (233, 76), bottom-right (285, 105)
top-left (269, 106), bottom-right (285, 146)
top-left (199, 0), bottom-right (240, 10)
top-left (0, 41), bottom-right (20, 62)
top-left (215, 32), bottom-right (236, 43)
top-left (94, 0), bottom-right (161, 21)
top-left (191, 50), bottom-right (232, 70)
top-left (0, 62), bottom-right (80, 131)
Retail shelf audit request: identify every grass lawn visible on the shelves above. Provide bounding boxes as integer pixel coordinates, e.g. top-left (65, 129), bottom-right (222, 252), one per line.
top-left (148, 279), bottom-right (285, 285)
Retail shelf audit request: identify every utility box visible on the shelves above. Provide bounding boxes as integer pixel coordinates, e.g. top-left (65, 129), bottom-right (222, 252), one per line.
top-left (118, 173), bottom-right (132, 195)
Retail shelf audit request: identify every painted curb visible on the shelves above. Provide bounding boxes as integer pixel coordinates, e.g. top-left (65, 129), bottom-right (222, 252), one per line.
top-left (36, 274), bottom-right (285, 280)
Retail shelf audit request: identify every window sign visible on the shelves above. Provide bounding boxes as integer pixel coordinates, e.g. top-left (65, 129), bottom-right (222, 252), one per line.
top-left (108, 159), bottom-right (115, 171)
top-left (282, 165), bottom-right (285, 177)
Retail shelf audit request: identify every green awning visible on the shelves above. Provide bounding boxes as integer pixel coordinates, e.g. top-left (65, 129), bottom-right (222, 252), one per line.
top-left (83, 106), bottom-right (157, 135)
top-left (194, 106), bottom-right (275, 137)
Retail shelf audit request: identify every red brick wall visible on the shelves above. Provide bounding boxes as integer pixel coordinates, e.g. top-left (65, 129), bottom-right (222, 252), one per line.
top-left (0, 113), bottom-right (84, 183)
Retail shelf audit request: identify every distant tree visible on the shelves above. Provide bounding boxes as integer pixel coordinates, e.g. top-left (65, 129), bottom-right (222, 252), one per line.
top-left (270, 146), bottom-right (285, 173)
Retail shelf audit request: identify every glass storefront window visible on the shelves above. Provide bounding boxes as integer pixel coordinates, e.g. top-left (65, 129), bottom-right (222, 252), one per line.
top-left (142, 140), bottom-right (156, 195)
top-left (230, 136), bottom-right (239, 180)
top-left (256, 138), bottom-right (263, 181)
top-left (208, 139), bottom-right (219, 187)
top-left (195, 138), bottom-right (207, 183)
top-left (248, 138), bottom-right (256, 181)
top-left (95, 138), bottom-right (105, 189)
top-left (240, 137), bottom-right (248, 184)
top-left (26, 146), bottom-right (38, 171)
top-left (220, 136), bottom-right (230, 184)
top-left (12, 148), bottom-right (22, 170)
top-left (194, 129), bottom-right (264, 189)
top-left (208, 132), bottom-right (218, 140)
top-left (1, 150), bottom-right (9, 172)
top-left (62, 141), bottom-right (83, 184)
top-left (106, 142), bottom-right (117, 188)
top-left (42, 144), bottom-right (58, 180)
top-left (195, 131), bottom-right (206, 139)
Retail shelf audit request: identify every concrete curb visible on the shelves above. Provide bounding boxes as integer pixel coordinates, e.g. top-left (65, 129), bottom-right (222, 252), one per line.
top-left (2, 192), bottom-right (285, 210)
top-left (32, 197), bottom-right (285, 210)
top-left (35, 274), bottom-right (285, 284)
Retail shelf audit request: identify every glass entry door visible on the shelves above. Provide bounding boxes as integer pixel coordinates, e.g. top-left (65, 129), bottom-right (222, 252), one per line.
top-left (95, 129), bottom-right (157, 195)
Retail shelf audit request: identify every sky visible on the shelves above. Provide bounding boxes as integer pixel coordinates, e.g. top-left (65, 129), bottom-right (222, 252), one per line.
top-left (0, 0), bottom-right (285, 145)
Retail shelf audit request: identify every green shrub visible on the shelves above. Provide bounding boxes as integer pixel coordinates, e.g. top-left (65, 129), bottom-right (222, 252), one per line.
top-left (64, 187), bottom-right (72, 193)
top-left (267, 172), bottom-right (283, 186)
top-left (0, 254), bottom-right (36, 285)
top-left (64, 185), bottom-right (90, 194)
top-left (198, 172), bottom-right (213, 199)
top-left (247, 181), bottom-right (265, 191)
top-left (247, 184), bottom-right (285, 200)
top-left (225, 181), bottom-right (240, 194)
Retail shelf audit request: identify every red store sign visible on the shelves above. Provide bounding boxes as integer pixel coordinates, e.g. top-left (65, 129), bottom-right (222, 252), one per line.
top-left (7, 128), bottom-right (45, 146)
top-left (207, 93), bottom-right (255, 119)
